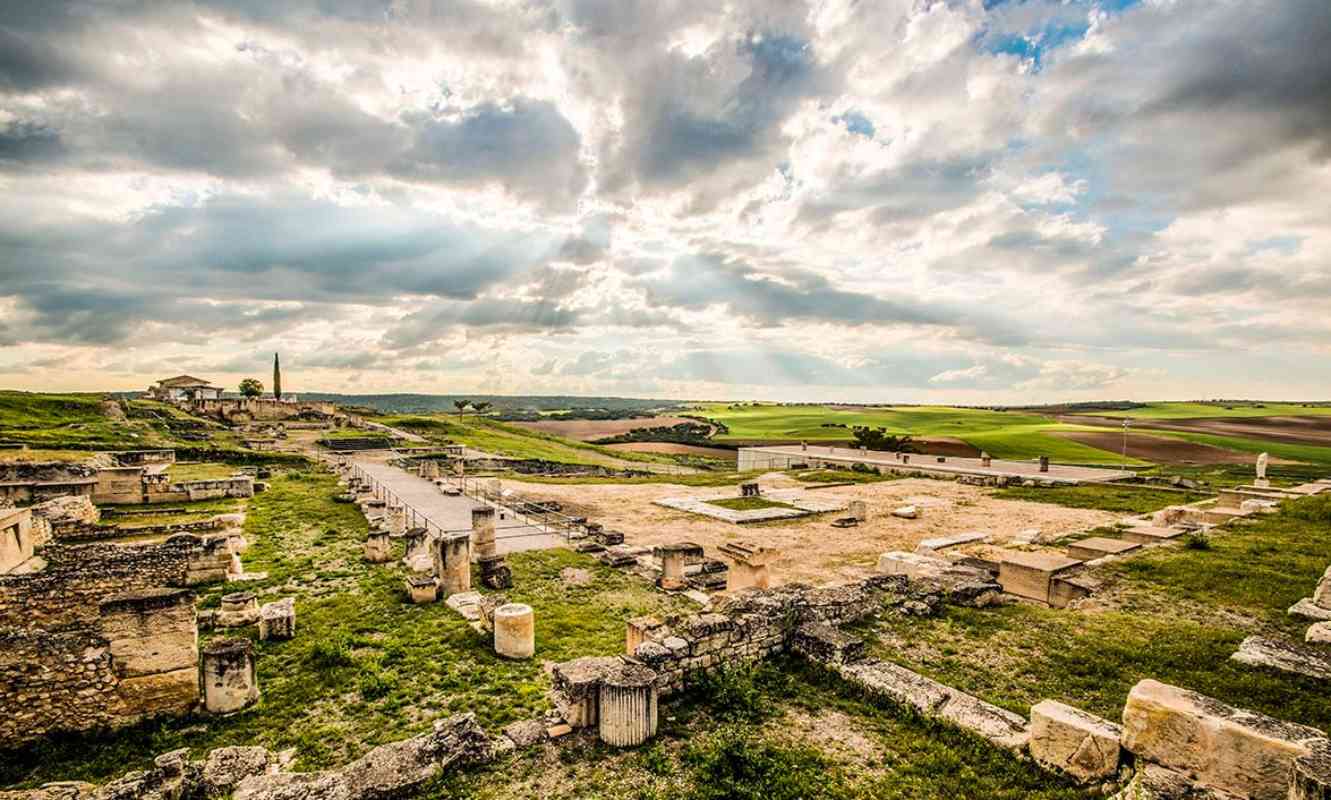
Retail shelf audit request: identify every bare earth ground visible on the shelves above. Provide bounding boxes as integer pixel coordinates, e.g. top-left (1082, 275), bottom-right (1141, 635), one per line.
top-left (1068, 414), bottom-right (1331, 447)
top-left (512, 473), bottom-right (1118, 586)
top-left (511, 416), bottom-right (702, 441)
top-left (1054, 430), bottom-right (1295, 465)
top-left (603, 442), bottom-right (737, 460)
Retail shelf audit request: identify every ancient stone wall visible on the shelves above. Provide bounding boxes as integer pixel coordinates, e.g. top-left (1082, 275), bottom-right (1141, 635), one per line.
top-left (0, 507), bottom-right (35, 574)
top-left (0, 535), bottom-right (228, 631)
top-left (0, 461), bottom-right (98, 504)
top-left (0, 588), bottom-right (198, 748)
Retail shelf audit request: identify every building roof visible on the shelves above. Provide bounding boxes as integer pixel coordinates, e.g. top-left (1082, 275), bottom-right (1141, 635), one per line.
top-left (156, 375), bottom-right (219, 389)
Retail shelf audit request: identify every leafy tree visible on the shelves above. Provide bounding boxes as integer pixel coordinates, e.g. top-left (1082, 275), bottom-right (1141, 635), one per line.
top-left (453, 399), bottom-right (470, 418)
top-left (239, 378), bottom-right (264, 398)
top-left (471, 401), bottom-right (492, 416)
top-left (850, 426), bottom-right (916, 453)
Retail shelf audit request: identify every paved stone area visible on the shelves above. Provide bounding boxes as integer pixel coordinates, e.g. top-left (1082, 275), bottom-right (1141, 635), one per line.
top-left (653, 490), bottom-right (848, 524)
top-left (738, 445), bottom-right (1135, 484)
top-left (352, 457), bottom-right (564, 555)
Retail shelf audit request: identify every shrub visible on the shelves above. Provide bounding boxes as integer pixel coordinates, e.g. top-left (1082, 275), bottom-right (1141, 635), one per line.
top-left (695, 664), bottom-right (781, 724)
top-left (357, 667), bottom-right (397, 700)
top-left (307, 632), bottom-right (355, 670)
top-left (681, 726), bottom-right (846, 800)
top-left (1183, 532), bottom-right (1212, 551)
top-left (1285, 496), bottom-right (1331, 525)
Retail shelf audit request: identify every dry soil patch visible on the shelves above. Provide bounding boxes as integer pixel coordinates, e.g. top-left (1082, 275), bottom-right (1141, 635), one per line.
top-left (1054, 430), bottom-right (1280, 465)
top-left (510, 474), bottom-right (1117, 586)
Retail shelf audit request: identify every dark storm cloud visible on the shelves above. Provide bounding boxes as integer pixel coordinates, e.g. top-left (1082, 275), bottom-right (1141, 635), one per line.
top-left (1138, 0), bottom-right (1331, 159)
top-left (0, 4), bottom-right (582, 206)
top-left (0, 120), bottom-right (65, 163)
top-left (632, 253), bottom-right (1028, 346)
top-left (391, 100), bottom-right (588, 201)
top-left (384, 298), bottom-right (581, 349)
top-left (0, 193), bottom-right (566, 346)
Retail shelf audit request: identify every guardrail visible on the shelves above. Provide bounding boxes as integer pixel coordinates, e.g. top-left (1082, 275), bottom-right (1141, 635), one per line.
top-left (346, 461), bottom-right (584, 546)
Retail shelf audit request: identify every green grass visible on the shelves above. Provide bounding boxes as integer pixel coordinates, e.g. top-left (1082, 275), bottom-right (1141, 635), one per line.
top-left (858, 494), bottom-right (1331, 733)
top-left (789, 469), bottom-right (892, 484)
top-left (1114, 495), bottom-right (1331, 619)
top-left (0, 466), bottom-right (691, 788)
top-left (1067, 402), bottom-right (1331, 420)
top-left (697, 404), bottom-right (1149, 466)
top-left (991, 484), bottom-right (1210, 514)
top-left (705, 496), bottom-right (795, 512)
top-left (168, 462), bottom-right (243, 482)
top-left (381, 414), bottom-right (680, 468)
top-left (426, 658), bottom-right (1084, 800)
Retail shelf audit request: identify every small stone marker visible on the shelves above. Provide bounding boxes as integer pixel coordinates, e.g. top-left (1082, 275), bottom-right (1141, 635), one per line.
top-left (981, 452), bottom-right (992, 467)
top-left (848, 500), bottom-right (867, 522)
top-left (202, 639), bottom-right (259, 714)
top-left (258, 597), bottom-right (295, 641)
top-left (363, 530), bottom-right (393, 563)
top-left (494, 603), bottom-right (535, 659)
top-left (1255, 452), bottom-right (1270, 488)
top-left (719, 541), bottom-right (777, 591)
top-left (216, 591), bottom-right (259, 627)
top-left (405, 574), bottom-right (437, 604)
top-left (1039, 455), bottom-right (1050, 473)
top-left (891, 505), bottom-right (918, 519)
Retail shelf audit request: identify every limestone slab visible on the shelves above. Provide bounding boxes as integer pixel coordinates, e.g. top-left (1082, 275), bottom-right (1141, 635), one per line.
top-left (915, 531), bottom-right (988, 555)
top-left (1121, 679), bottom-right (1323, 799)
top-left (1120, 526), bottom-right (1187, 545)
top-left (1231, 636), bottom-right (1331, 681)
top-left (1029, 700), bottom-right (1122, 783)
top-left (1067, 536), bottom-right (1140, 561)
top-left (1290, 598), bottom-right (1331, 622)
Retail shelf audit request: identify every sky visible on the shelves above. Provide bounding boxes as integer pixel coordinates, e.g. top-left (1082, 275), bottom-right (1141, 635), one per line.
top-left (1, 0), bottom-right (1329, 403)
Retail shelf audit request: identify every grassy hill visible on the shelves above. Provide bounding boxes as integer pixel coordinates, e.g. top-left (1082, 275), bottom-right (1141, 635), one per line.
top-left (696, 403), bottom-right (1144, 465)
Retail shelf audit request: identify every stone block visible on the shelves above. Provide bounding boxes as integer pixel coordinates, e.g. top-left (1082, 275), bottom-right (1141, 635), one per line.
top-left (1291, 740), bottom-right (1331, 800)
top-left (405, 575), bottom-right (437, 604)
top-left (997, 551), bottom-right (1083, 606)
top-left (791, 622), bottom-right (865, 666)
top-left (1307, 622), bottom-right (1331, 645)
top-left (1067, 537), bottom-right (1140, 561)
top-left (1120, 526), bottom-right (1187, 546)
top-left (915, 531), bottom-right (988, 555)
top-left (892, 505), bottom-right (919, 519)
top-left (202, 639), bottom-right (260, 714)
top-left (1121, 679), bottom-right (1323, 799)
top-left (116, 666), bottom-right (199, 717)
top-left (836, 659), bottom-right (1028, 750)
top-left (1291, 598), bottom-right (1331, 622)
top-left (1029, 700), bottom-right (1122, 783)
top-left (259, 597), bottom-right (296, 641)
top-left (1231, 636), bottom-right (1331, 680)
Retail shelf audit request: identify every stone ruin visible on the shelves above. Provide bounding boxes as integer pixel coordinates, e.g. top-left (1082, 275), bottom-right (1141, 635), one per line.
top-left (19, 548), bottom-right (1331, 800)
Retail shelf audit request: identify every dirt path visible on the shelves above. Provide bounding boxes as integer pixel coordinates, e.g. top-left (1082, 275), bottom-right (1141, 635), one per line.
top-left (507, 474), bottom-right (1118, 586)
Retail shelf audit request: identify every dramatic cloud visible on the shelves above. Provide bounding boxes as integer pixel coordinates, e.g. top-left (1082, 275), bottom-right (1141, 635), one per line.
top-left (0, 0), bottom-right (1328, 401)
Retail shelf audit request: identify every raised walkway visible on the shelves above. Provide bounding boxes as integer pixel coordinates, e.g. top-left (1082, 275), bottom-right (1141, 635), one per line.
top-left (352, 456), bottom-right (564, 556)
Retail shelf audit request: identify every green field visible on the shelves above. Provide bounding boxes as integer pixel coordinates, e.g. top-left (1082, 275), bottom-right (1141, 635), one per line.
top-left (381, 414), bottom-right (681, 468)
top-left (698, 404), bottom-right (1147, 465)
top-left (698, 402), bottom-right (1331, 468)
top-left (1068, 402), bottom-right (1331, 420)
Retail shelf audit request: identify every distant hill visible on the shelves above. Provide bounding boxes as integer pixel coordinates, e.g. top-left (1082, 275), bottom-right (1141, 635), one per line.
top-left (294, 393), bottom-right (686, 416)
